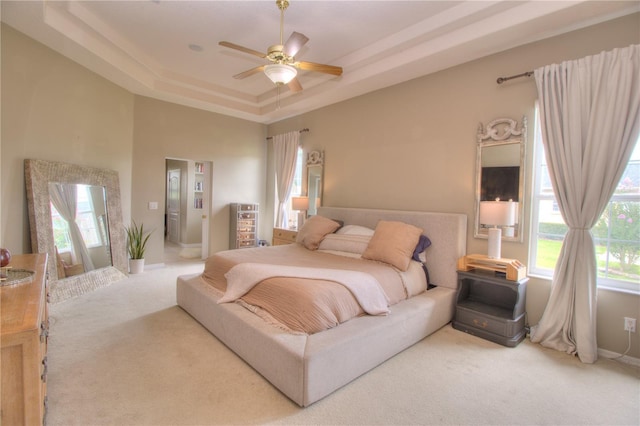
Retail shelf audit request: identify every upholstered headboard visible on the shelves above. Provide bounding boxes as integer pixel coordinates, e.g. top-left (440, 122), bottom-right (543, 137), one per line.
top-left (317, 207), bottom-right (467, 291)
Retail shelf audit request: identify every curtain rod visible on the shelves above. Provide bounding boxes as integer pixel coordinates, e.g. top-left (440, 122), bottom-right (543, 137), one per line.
top-left (496, 71), bottom-right (533, 84)
top-left (266, 128), bottom-right (309, 140)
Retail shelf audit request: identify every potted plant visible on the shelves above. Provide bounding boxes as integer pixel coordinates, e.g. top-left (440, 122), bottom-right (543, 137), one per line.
top-left (125, 221), bottom-right (153, 274)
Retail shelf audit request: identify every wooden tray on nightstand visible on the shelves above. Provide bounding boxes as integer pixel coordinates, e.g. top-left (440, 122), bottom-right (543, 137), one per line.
top-left (457, 254), bottom-right (527, 281)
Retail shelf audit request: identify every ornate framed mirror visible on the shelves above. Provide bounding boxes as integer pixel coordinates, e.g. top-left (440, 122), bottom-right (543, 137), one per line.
top-left (474, 117), bottom-right (527, 242)
top-left (306, 150), bottom-right (324, 216)
top-left (24, 159), bottom-right (128, 300)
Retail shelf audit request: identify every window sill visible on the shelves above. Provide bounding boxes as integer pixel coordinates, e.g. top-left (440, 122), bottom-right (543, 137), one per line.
top-left (597, 284), bottom-right (640, 297)
top-left (528, 271), bottom-right (639, 296)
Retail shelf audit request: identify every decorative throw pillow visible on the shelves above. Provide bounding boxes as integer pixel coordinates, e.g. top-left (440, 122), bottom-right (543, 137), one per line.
top-left (362, 220), bottom-right (423, 271)
top-left (412, 234), bottom-right (432, 261)
top-left (296, 216), bottom-right (342, 250)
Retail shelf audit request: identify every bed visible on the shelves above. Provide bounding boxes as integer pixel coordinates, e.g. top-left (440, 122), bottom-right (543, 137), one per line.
top-left (177, 207), bottom-right (466, 406)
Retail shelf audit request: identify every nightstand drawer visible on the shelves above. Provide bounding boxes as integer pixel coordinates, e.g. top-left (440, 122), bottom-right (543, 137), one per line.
top-left (272, 228), bottom-right (297, 246)
top-left (455, 305), bottom-right (525, 338)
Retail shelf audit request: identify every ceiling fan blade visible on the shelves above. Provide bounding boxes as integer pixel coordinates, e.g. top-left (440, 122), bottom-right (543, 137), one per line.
top-left (295, 61), bottom-right (343, 76)
top-left (233, 65), bottom-right (266, 79)
top-left (219, 41), bottom-right (266, 59)
top-left (287, 77), bottom-right (303, 93)
top-left (283, 32), bottom-right (309, 57)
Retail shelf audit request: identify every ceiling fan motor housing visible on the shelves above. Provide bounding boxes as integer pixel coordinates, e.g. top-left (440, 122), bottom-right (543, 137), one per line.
top-left (267, 45), bottom-right (293, 64)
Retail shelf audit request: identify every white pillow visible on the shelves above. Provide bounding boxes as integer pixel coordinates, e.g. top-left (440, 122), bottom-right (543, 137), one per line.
top-left (336, 225), bottom-right (375, 236)
top-left (318, 233), bottom-right (372, 255)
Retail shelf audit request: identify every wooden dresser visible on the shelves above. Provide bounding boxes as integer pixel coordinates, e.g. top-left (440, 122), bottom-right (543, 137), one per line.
top-left (1, 253), bottom-right (49, 425)
top-left (272, 228), bottom-right (298, 246)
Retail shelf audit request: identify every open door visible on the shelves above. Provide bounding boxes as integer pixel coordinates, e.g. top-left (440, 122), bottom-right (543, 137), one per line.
top-left (166, 168), bottom-right (181, 243)
top-left (200, 161), bottom-right (213, 260)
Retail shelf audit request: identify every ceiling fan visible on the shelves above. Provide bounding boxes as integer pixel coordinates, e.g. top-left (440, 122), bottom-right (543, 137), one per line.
top-left (219, 0), bottom-right (343, 93)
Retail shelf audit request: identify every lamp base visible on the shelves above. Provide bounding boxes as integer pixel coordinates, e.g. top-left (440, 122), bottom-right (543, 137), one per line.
top-left (487, 227), bottom-right (502, 259)
top-left (503, 226), bottom-right (515, 237)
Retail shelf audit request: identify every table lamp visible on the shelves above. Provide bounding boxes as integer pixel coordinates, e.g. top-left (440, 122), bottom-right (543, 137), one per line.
top-left (479, 199), bottom-right (516, 259)
top-left (291, 196), bottom-right (309, 228)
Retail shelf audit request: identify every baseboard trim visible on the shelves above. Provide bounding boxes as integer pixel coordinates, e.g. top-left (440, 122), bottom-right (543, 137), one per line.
top-left (598, 348), bottom-right (640, 367)
top-left (144, 262), bottom-right (166, 270)
top-left (178, 243), bottom-right (202, 248)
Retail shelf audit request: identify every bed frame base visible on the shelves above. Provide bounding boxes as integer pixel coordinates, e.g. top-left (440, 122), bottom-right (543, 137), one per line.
top-left (177, 274), bottom-right (456, 406)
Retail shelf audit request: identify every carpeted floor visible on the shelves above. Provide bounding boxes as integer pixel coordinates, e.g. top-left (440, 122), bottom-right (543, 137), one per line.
top-left (47, 260), bottom-right (640, 425)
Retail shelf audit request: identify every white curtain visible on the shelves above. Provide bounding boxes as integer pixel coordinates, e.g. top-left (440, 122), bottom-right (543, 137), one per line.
top-left (273, 131), bottom-right (300, 228)
top-left (530, 45), bottom-right (640, 363)
top-left (49, 183), bottom-right (96, 272)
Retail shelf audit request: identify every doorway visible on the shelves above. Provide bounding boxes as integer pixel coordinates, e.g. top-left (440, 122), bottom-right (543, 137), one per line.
top-left (164, 158), bottom-right (212, 262)
top-left (166, 168), bottom-right (180, 243)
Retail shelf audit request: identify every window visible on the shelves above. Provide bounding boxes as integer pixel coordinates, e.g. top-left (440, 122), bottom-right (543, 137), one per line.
top-left (275, 147), bottom-right (304, 229)
top-left (51, 185), bottom-right (103, 252)
top-left (530, 107), bottom-right (640, 293)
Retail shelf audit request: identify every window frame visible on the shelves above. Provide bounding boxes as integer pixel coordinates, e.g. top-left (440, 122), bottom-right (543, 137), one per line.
top-left (529, 105), bottom-right (640, 295)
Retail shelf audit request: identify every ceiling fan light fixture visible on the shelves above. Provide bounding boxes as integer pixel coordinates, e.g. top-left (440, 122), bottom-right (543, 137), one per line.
top-left (264, 63), bottom-right (297, 85)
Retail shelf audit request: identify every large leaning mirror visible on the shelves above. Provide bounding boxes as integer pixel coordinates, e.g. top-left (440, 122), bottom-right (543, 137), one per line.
top-left (474, 117), bottom-right (527, 242)
top-left (25, 159), bottom-right (128, 302)
top-left (306, 150), bottom-right (324, 216)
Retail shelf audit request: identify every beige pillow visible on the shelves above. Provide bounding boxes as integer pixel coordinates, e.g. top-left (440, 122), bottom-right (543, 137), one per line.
top-left (296, 216), bottom-right (342, 250)
top-left (362, 220), bottom-right (423, 271)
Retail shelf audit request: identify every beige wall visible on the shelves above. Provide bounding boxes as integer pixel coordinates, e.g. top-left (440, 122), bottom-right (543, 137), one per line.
top-left (131, 96), bottom-right (266, 264)
top-left (1, 24), bottom-right (134, 254)
top-left (1, 24), bottom-right (267, 267)
top-left (268, 14), bottom-right (640, 358)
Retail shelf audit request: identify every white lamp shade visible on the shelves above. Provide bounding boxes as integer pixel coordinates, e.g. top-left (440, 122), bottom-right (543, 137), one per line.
top-left (291, 196), bottom-right (309, 211)
top-left (480, 200), bottom-right (517, 259)
top-left (264, 64), bottom-right (297, 84)
top-left (479, 201), bottom-right (517, 227)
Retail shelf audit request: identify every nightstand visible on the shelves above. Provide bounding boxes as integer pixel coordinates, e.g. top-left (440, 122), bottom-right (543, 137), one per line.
top-left (452, 269), bottom-right (528, 347)
top-left (272, 228), bottom-right (298, 246)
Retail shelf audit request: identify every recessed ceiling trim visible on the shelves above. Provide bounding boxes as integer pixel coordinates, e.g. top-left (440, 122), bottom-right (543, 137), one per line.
top-left (66, 1), bottom-right (163, 75)
top-left (43, 2), bottom-right (157, 87)
top-left (158, 69), bottom-right (260, 105)
top-left (155, 80), bottom-right (262, 116)
top-left (3, 0), bottom-right (638, 125)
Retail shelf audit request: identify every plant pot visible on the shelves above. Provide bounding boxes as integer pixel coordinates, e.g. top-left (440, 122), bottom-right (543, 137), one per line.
top-left (129, 258), bottom-right (145, 274)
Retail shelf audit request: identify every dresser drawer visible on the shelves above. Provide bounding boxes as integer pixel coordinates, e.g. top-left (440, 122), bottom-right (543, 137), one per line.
top-left (238, 204), bottom-right (257, 211)
top-left (237, 239), bottom-right (257, 248)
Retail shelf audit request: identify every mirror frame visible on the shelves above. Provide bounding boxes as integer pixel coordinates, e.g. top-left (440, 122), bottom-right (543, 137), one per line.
top-left (474, 116), bottom-right (527, 242)
top-left (24, 159), bottom-right (128, 282)
top-left (306, 150), bottom-right (324, 216)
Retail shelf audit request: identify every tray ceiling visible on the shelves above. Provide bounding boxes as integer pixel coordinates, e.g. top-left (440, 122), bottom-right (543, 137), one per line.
top-left (2, 1), bottom-right (638, 124)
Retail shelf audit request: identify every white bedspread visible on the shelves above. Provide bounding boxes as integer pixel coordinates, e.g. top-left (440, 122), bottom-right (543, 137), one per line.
top-left (220, 263), bottom-right (390, 315)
